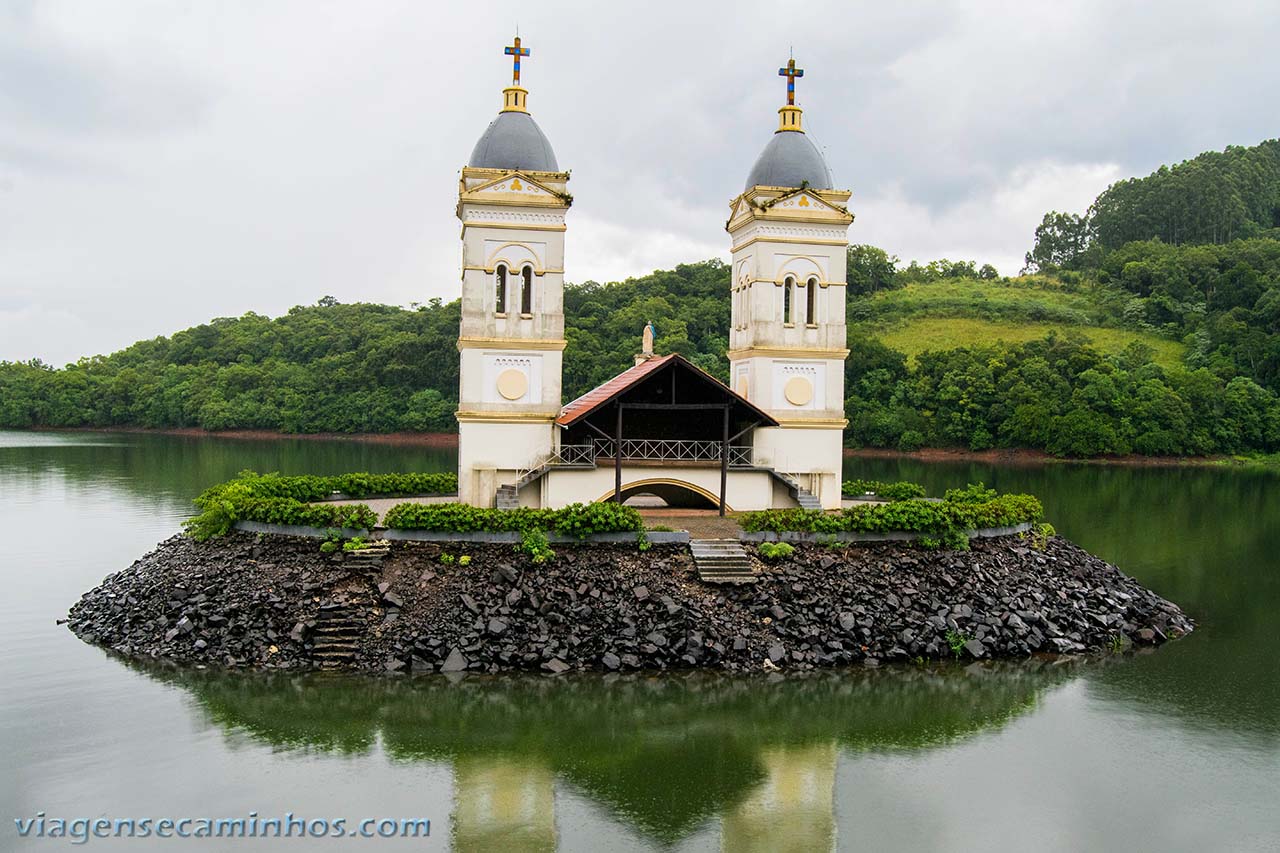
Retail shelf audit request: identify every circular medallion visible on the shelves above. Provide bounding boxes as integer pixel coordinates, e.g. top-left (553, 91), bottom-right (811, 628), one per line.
top-left (783, 376), bottom-right (813, 406)
top-left (496, 369), bottom-right (529, 401)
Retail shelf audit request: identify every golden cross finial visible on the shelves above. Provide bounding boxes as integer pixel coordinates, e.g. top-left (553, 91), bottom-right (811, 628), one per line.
top-left (778, 57), bottom-right (804, 106)
top-left (504, 36), bottom-right (530, 86)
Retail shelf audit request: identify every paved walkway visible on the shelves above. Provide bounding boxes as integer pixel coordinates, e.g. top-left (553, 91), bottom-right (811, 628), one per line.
top-left (323, 494), bottom-right (456, 523)
top-left (636, 509), bottom-right (744, 539)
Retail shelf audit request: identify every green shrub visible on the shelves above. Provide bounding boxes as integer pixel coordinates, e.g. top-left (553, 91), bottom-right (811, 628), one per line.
top-left (520, 528), bottom-right (555, 564)
top-left (458, 555), bottom-right (471, 566)
top-left (382, 501), bottom-right (642, 536)
top-left (184, 470), bottom-right (454, 540)
top-left (943, 482), bottom-right (998, 504)
top-left (757, 541), bottom-right (795, 561)
top-left (841, 479), bottom-right (927, 500)
top-left (342, 536), bottom-right (371, 552)
top-left (739, 490), bottom-right (1044, 548)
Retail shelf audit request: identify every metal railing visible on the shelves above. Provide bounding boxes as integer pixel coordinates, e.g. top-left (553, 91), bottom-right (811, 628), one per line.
top-left (551, 444), bottom-right (596, 465)
top-left (514, 444), bottom-right (596, 485)
top-left (593, 438), bottom-right (752, 466)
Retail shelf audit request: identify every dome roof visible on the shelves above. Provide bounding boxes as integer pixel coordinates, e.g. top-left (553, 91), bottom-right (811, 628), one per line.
top-left (468, 110), bottom-right (559, 172)
top-left (744, 130), bottom-right (833, 191)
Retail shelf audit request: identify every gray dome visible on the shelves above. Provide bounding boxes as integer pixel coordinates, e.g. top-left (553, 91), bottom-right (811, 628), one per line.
top-left (468, 111), bottom-right (559, 172)
top-left (744, 131), bottom-right (833, 190)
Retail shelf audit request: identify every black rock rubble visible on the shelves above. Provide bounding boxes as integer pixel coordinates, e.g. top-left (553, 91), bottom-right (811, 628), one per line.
top-left (67, 532), bottom-right (1194, 673)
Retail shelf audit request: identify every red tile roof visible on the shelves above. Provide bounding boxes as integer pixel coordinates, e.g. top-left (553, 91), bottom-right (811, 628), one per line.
top-left (556, 353), bottom-right (778, 428)
top-left (557, 354), bottom-right (676, 426)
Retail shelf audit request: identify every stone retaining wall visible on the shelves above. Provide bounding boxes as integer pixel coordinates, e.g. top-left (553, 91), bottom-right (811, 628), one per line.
top-left (232, 520), bottom-right (689, 545)
top-left (739, 522), bottom-right (1033, 543)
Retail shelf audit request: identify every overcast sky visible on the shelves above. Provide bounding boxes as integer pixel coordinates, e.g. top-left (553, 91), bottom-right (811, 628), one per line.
top-left (3, 1), bottom-right (1278, 366)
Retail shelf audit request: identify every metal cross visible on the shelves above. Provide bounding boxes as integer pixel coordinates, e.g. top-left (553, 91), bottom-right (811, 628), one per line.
top-left (504, 36), bottom-right (530, 86)
top-left (778, 58), bottom-right (804, 106)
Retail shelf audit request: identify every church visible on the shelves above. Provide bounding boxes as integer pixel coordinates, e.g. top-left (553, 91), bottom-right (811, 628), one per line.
top-left (454, 39), bottom-right (853, 514)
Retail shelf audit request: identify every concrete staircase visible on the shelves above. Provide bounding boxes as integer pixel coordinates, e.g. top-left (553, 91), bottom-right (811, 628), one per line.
top-left (496, 463), bottom-right (556, 508)
top-left (767, 470), bottom-right (823, 510)
top-left (690, 539), bottom-right (756, 584)
top-left (307, 543), bottom-right (388, 667)
top-left (342, 541), bottom-right (390, 574)
top-left (309, 599), bottom-right (367, 668)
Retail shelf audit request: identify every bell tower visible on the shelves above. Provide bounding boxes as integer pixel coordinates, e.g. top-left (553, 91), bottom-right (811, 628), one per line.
top-left (456, 36), bottom-right (570, 506)
top-left (728, 57), bottom-right (852, 508)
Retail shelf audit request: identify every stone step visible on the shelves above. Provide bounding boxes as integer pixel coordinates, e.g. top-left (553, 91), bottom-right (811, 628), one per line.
top-left (312, 625), bottom-right (362, 636)
top-left (312, 640), bottom-right (359, 652)
top-left (697, 574), bottom-right (758, 585)
top-left (690, 538), bottom-right (756, 585)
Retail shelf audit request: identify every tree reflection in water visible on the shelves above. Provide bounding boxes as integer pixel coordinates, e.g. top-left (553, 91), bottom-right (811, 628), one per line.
top-left (124, 659), bottom-right (1079, 848)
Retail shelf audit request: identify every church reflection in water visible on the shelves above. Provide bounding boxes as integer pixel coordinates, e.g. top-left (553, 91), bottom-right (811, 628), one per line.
top-left (124, 660), bottom-right (1080, 851)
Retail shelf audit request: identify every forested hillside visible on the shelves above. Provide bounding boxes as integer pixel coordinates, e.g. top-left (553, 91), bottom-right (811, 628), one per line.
top-left (3, 140), bottom-right (1279, 457)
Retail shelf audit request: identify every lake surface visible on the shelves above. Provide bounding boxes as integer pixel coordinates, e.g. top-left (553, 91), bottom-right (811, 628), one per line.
top-left (2, 431), bottom-right (1277, 851)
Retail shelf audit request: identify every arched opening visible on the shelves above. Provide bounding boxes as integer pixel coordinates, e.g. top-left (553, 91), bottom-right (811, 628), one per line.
top-left (495, 264), bottom-right (508, 315)
top-left (806, 276), bottom-right (818, 325)
top-left (595, 479), bottom-right (725, 510)
top-left (783, 276), bottom-right (795, 324)
top-left (520, 266), bottom-right (533, 315)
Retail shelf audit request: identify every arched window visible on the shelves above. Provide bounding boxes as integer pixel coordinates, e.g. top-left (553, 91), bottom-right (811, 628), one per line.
top-left (783, 276), bottom-right (795, 324)
top-left (806, 277), bottom-right (818, 325)
top-left (495, 265), bottom-right (507, 315)
top-left (520, 266), bottom-right (533, 315)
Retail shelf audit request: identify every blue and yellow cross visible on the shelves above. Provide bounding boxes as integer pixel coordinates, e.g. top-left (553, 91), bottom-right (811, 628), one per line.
top-left (778, 58), bottom-right (804, 106)
top-left (504, 36), bottom-right (530, 86)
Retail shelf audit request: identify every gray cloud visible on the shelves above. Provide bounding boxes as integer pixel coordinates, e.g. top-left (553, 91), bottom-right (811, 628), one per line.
top-left (2, 0), bottom-right (1277, 365)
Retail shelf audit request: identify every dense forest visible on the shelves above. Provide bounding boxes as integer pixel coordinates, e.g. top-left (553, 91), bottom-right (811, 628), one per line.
top-left (2, 140), bottom-right (1279, 457)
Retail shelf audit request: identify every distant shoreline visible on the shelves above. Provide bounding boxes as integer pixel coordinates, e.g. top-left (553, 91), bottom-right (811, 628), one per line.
top-left (840, 446), bottom-right (1250, 469)
top-left (31, 426), bottom-right (460, 448)
top-left (14, 426), bottom-right (1274, 468)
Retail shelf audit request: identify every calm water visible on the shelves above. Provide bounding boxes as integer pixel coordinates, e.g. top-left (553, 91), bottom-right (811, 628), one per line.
top-left (2, 431), bottom-right (1277, 852)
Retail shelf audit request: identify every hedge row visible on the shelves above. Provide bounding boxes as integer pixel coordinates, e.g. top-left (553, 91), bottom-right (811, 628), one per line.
top-left (184, 470), bottom-right (457, 540)
top-left (841, 479), bottom-right (927, 500)
top-left (739, 492), bottom-right (1043, 538)
top-left (382, 501), bottom-right (643, 538)
top-left (200, 470), bottom-right (458, 502)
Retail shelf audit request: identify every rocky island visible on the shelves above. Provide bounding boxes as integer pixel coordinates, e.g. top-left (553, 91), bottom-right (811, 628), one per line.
top-left (67, 529), bottom-right (1193, 674)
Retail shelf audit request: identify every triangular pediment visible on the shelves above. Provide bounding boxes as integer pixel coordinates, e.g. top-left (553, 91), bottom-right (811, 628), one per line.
top-left (768, 188), bottom-right (845, 215)
top-left (466, 172), bottom-right (558, 199)
top-left (726, 187), bottom-right (852, 233)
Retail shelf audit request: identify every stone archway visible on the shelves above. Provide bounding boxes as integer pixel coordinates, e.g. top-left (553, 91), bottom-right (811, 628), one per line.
top-left (594, 478), bottom-right (730, 511)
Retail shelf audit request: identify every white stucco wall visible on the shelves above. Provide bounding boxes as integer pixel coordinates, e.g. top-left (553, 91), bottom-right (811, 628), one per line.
top-left (540, 466), bottom-right (780, 511)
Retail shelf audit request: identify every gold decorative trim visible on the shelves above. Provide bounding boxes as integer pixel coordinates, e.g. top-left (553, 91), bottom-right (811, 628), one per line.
top-left (461, 166), bottom-right (569, 181)
top-left (462, 170), bottom-right (562, 196)
top-left (590, 478), bottom-right (734, 511)
top-left (772, 417), bottom-right (848, 429)
top-left (457, 337), bottom-right (567, 351)
top-left (464, 265), bottom-right (565, 275)
top-left (458, 194), bottom-right (568, 210)
top-left (739, 277), bottom-right (843, 289)
top-left (731, 236), bottom-right (849, 253)
top-left (500, 86), bottom-right (529, 114)
top-left (728, 346), bottom-right (849, 360)
top-left (462, 221), bottom-right (567, 232)
top-left (455, 411), bottom-right (558, 423)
